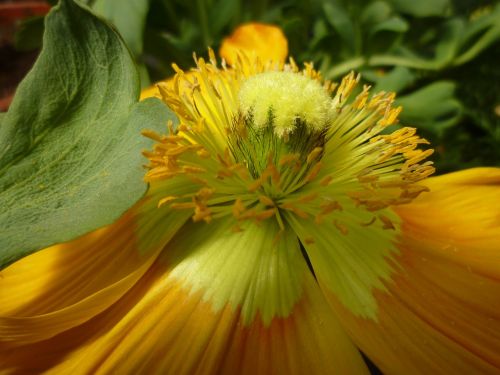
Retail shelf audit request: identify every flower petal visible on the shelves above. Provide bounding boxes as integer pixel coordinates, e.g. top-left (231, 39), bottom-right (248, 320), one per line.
top-left (0, 179), bottom-right (193, 344)
top-left (327, 168), bottom-right (500, 373)
top-left (1, 219), bottom-right (368, 374)
top-left (285, 210), bottom-right (398, 319)
top-left (139, 83), bottom-right (163, 100)
top-left (219, 23), bottom-right (288, 65)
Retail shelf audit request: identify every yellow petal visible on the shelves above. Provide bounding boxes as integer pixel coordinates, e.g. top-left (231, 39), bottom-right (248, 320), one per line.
top-left (0, 180), bottom-right (192, 344)
top-left (1, 219), bottom-right (368, 374)
top-left (326, 168), bottom-right (500, 374)
top-left (397, 167), bottom-right (500, 276)
top-left (139, 82), bottom-right (164, 100)
top-left (219, 23), bottom-right (288, 66)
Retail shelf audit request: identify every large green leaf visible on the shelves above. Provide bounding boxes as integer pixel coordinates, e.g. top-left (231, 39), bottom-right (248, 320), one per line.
top-left (0, 0), bottom-right (173, 269)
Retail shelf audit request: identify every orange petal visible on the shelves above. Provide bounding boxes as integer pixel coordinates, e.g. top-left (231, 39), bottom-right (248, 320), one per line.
top-left (219, 23), bottom-right (288, 65)
top-left (1, 219), bottom-right (368, 374)
top-left (328, 168), bottom-right (500, 374)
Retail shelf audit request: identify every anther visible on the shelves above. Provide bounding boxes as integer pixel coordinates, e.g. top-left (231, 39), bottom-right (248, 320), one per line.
top-left (333, 220), bottom-right (349, 235)
top-left (379, 214), bottom-right (395, 230)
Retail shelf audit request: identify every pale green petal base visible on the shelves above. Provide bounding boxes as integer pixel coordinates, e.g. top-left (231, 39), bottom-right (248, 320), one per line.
top-left (286, 210), bottom-right (399, 319)
top-left (164, 218), bottom-right (307, 325)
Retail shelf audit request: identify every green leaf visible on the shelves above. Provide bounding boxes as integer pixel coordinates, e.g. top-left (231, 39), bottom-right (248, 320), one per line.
top-left (366, 16), bottom-right (409, 53)
top-left (209, 0), bottom-right (241, 36)
top-left (322, 1), bottom-right (356, 53)
top-left (360, 1), bottom-right (392, 25)
top-left (0, 0), bottom-right (173, 269)
top-left (92, 0), bottom-right (150, 57)
top-left (369, 66), bottom-right (416, 93)
top-left (369, 49), bottom-right (437, 70)
top-left (434, 19), bottom-right (464, 67)
top-left (387, 0), bottom-right (451, 17)
top-left (397, 81), bottom-right (462, 135)
top-left (370, 16), bottom-right (408, 35)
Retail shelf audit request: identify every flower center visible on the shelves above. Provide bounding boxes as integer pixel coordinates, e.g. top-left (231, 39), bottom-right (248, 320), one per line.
top-left (238, 71), bottom-right (332, 137)
top-left (228, 71), bottom-right (333, 200)
top-left (143, 52), bottom-right (434, 237)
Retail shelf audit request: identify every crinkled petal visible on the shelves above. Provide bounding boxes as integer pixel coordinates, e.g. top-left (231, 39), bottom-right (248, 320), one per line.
top-left (327, 168), bottom-right (500, 374)
top-left (1, 219), bottom-right (368, 374)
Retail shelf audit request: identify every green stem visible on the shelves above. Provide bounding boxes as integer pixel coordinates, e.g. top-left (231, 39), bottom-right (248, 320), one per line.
top-left (368, 54), bottom-right (437, 70)
top-left (324, 57), bottom-right (366, 79)
top-left (196, 0), bottom-right (211, 47)
top-left (162, 0), bottom-right (179, 31)
top-left (453, 27), bottom-right (500, 66)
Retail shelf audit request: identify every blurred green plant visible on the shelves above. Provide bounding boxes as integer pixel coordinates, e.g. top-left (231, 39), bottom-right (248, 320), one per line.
top-left (12, 0), bottom-right (500, 173)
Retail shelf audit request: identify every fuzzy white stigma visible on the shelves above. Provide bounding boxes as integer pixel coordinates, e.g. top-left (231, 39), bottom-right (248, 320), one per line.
top-left (238, 71), bottom-right (332, 137)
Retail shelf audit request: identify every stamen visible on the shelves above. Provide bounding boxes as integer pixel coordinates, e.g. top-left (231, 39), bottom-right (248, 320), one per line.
top-left (307, 147), bottom-right (323, 164)
top-left (361, 217), bottom-right (377, 226)
top-left (280, 203), bottom-right (309, 219)
top-left (259, 195), bottom-right (275, 207)
top-left (305, 162), bottom-right (322, 182)
top-left (304, 237), bottom-right (315, 245)
top-left (378, 214), bottom-right (396, 230)
top-left (333, 220), bottom-right (349, 235)
top-left (157, 196), bottom-right (178, 208)
top-left (320, 175), bottom-right (333, 186)
top-left (142, 51), bottom-right (434, 236)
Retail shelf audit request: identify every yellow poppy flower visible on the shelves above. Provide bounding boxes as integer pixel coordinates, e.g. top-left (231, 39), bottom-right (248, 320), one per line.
top-left (1, 25), bottom-right (499, 375)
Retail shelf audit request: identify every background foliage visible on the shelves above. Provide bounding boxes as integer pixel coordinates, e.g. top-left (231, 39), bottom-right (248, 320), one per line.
top-left (11, 0), bottom-right (500, 173)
